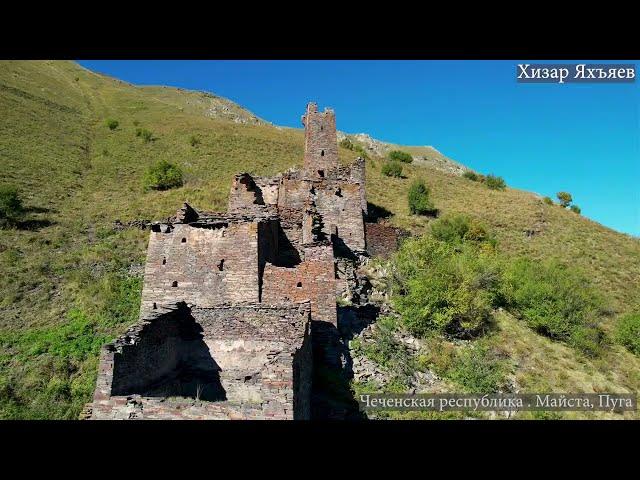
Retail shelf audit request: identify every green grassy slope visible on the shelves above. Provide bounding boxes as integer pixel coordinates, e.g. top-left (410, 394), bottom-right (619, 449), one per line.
top-left (0, 60), bottom-right (638, 418)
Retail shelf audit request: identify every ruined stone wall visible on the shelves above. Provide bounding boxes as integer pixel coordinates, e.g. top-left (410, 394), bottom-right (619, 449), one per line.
top-left (349, 157), bottom-right (368, 216)
top-left (140, 222), bottom-right (261, 310)
top-left (278, 177), bottom-right (365, 254)
top-left (302, 102), bottom-right (339, 178)
top-left (315, 181), bottom-right (366, 253)
top-left (278, 175), bottom-right (311, 211)
top-left (365, 222), bottom-right (408, 258)
top-left (262, 243), bottom-right (337, 326)
top-left (90, 303), bottom-right (312, 420)
top-left (254, 175), bottom-right (280, 206)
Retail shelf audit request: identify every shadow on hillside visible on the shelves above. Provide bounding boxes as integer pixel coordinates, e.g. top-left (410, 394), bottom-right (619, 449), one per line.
top-left (24, 206), bottom-right (54, 214)
top-left (16, 219), bottom-right (55, 231)
top-left (366, 202), bottom-right (393, 223)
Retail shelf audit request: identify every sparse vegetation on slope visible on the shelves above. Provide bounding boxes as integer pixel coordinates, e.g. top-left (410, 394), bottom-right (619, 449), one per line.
top-left (407, 179), bottom-right (437, 216)
top-left (388, 150), bottom-right (413, 163)
top-left (0, 186), bottom-right (25, 228)
top-left (142, 160), bottom-right (184, 191)
top-left (381, 161), bottom-right (403, 178)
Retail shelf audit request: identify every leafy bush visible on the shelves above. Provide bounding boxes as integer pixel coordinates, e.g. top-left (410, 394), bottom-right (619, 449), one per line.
top-left (615, 312), bottom-right (640, 355)
top-left (500, 258), bottom-right (605, 355)
top-left (407, 179), bottom-right (437, 216)
top-left (388, 150), bottom-right (413, 163)
top-left (339, 138), bottom-right (354, 150)
top-left (462, 171), bottom-right (479, 181)
top-left (105, 119), bottom-right (119, 130)
top-left (136, 128), bottom-right (153, 143)
top-left (0, 185), bottom-right (25, 227)
top-left (557, 191), bottom-right (573, 208)
top-left (485, 174), bottom-right (506, 190)
top-left (354, 316), bottom-right (416, 386)
top-left (570, 205), bottom-right (581, 214)
top-left (142, 160), bottom-right (184, 191)
top-left (189, 135), bottom-right (200, 147)
top-left (381, 161), bottom-right (403, 178)
top-left (430, 213), bottom-right (494, 246)
top-left (543, 196), bottom-right (554, 205)
top-left (447, 344), bottom-right (510, 394)
top-left (392, 236), bottom-right (502, 338)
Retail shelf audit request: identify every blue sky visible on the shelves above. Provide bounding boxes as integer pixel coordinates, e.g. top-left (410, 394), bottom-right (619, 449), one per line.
top-left (78, 60), bottom-right (639, 236)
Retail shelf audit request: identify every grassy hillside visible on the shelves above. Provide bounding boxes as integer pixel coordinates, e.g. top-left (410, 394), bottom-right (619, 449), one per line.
top-left (0, 60), bottom-right (638, 419)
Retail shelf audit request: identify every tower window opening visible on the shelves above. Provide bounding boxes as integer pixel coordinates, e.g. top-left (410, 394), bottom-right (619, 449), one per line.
top-left (162, 257), bottom-right (166, 265)
top-left (318, 170), bottom-right (324, 178)
top-left (181, 237), bottom-right (187, 243)
top-left (218, 259), bottom-right (225, 271)
top-left (172, 281), bottom-right (178, 287)
top-left (297, 282), bottom-right (302, 288)
top-left (320, 150), bottom-right (325, 156)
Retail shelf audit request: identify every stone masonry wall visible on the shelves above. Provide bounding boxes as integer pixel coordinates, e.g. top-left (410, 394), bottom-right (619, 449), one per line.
top-left (262, 243), bottom-right (337, 326)
top-left (302, 102), bottom-right (339, 178)
top-left (140, 221), bottom-right (261, 310)
top-left (315, 181), bottom-right (366, 253)
top-left (90, 303), bottom-right (312, 420)
top-left (365, 222), bottom-right (408, 258)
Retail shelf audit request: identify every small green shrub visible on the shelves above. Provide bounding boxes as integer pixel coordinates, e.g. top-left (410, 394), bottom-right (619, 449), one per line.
top-left (570, 205), bottom-right (581, 214)
top-left (615, 312), bottom-right (640, 355)
top-left (388, 150), bottom-right (413, 163)
top-left (136, 128), bottom-right (153, 143)
top-left (189, 135), bottom-right (200, 147)
top-left (407, 179), bottom-right (437, 216)
top-left (462, 171), bottom-right (479, 181)
top-left (500, 258), bottom-right (605, 355)
top-left (339, 138), bottom-right (354, 150)
top-left (392, 236), bottom-right (501, 338)
top-left (105, 119), bottom-right (119, 130)
top-left (543, 196), bottom-right (554, 205)
top-left (0, 185), bottom-right (25, 227)
top-left (353, 144), bottom-right (370, 160)
top-left (557, 191), bottom-right (573, 208)
top-left (381, 161), bottom-right (403, 178)
top-left (447, 344), bottom-right (510, 394)
top-left (485, 174), bottom-right (506, 190)
top-left (430, 213), bottom-right (494, 246)
top-left (142, 160), bottom-right (183, 191)
top-left (132, 120), bottom-right (140, 126)
top-left (354, 317), bottom-right (416, 387)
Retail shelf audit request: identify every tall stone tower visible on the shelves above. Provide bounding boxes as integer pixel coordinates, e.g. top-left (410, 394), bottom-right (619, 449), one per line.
top-left (302, 102), bottom-right (339, 178)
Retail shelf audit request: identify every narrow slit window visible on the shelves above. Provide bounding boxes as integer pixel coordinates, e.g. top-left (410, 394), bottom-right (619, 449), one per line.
top-left (217, 259), bottom-right (225, 271)
top-left (320, 150), bottom-right (325, 156)
top-left (162, 257), bottom-right (166, 265)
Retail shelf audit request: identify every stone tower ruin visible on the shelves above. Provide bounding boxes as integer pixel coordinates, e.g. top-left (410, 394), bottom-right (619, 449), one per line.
top-left (87, 102), bottom-right (383, 420)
